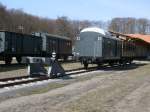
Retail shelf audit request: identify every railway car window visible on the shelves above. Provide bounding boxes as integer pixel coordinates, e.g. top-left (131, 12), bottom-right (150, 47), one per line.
top-left (77, 36), bottom-right (80, 40)
top-left (98, 36), bottom-right (101, 40)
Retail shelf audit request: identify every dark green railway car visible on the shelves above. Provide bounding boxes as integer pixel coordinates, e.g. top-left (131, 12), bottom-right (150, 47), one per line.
top-left (33, 32), bottom-right (72, 60)
top-left (0, 31), bottom-right (42, 64)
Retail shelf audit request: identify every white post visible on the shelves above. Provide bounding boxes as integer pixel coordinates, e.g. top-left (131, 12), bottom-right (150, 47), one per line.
top-left (52, 52), bottom-right (56, 60)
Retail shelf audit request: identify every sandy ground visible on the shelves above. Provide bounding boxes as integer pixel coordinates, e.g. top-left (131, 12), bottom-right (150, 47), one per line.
top-left (0, 61), bottom-right (150, 112)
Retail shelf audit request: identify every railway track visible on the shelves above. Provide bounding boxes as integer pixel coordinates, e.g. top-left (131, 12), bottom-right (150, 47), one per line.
top-left (0, 76), bottom-right (49, 88)
top-left (0, 67), bottom-right (97, 89)
top-left (0, 76), bottom-right (30, 82)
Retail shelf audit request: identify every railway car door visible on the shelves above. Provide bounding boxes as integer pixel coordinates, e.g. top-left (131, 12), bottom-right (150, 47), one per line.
top-left (5, 32), bottom-right (12, 54)
top-left (102, 37), bottom-right (111, 59)
top-left (52, 39), bottom-right (58, 54)
top-left (94, 36), bottom-right (102, 57)
top-left (10, 33), bottom-right (16, 54)
top-left (16, 34), bottom-right (22, 54)
top-left (47, 38), bottom-right (52, 54)
top-left (9, 33), bottom-right (22, 55)
top-left (58, 39), bottom-right (64, 55)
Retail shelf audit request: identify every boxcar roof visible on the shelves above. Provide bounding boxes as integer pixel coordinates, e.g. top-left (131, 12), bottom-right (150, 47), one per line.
top-left (81, 27), bottom-right (106, 35)
top-left (40, 32), bottom-right (71, 41)
top-left (0, 30), bottom-right (40, 38)
top-left (80, 27), bottom-right (121, 41)
top-left (0, 31), bottom-right (71, 40)
top-left (126, 34), bottom-right (150, 44)
top-left (109, 30), bottom-right (150, 44)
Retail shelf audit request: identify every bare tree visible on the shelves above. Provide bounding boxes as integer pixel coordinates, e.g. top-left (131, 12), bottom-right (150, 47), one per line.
top-left (109, 17), bottom-right (150, 34)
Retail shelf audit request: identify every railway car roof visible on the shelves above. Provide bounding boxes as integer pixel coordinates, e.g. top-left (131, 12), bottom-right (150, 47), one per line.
top-left (109, 30), bottom-right (150, 44)
top-left (0, 30), bottom-right (41, 38)
top-left (41, 33), bottom-right (71, 40)
top-left (0, 31), bottom-right (71, 41)
top-left (126, 34), bottom-right (150, 44)
top-left (81, 27), bottom-right (106, 35)
top-left (81, 27), bottom-right (121, 41)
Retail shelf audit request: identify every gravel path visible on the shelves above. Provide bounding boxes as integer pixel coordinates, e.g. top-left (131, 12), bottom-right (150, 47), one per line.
top-left (0, 61), bottom-right (150, 112)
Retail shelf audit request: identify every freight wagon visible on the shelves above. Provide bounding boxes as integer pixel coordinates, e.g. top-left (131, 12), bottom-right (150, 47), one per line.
top-left (74, 27), bottom-right (149, 69)
top-left (0, 31), bottom-right (72, 64)
top-left (74, 27), bottom-right (122, 68)
top-left (0, 31), bottom-right (42, 64)
top-left (32, 32), bottom-right (72, 60)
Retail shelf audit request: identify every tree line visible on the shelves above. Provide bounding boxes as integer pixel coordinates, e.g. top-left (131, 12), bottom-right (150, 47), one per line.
top-left (0, 3), bottom-right (105, 42)
top-left (109, 17), bottom-right (150, 34)
top-left (0, 3), bottom-right (150, 44)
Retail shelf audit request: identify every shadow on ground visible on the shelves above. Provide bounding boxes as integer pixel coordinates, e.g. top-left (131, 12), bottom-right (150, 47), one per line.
top-left (61, 62), bottom-right (148, 80)
top-left (97, 62), bottom-right (147, 71)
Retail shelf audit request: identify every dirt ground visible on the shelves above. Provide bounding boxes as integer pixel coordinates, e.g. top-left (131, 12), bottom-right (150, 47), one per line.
top-left (0, 60), bottom-right (87, 79)
top-left (0, 61), bottom-right (150, 112)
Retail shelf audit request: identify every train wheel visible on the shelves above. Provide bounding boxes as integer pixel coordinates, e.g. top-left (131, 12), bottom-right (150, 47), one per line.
top-left (97, 63), bottom-right (102, 69)
top-left (128, 60), bottom-right (133, 64)
top-left (122, 61), bottom-right (127, 66)
top-left (63, 56), bottom-right (68, 61)
top-left (109, 62), bottom-right (114, 66)
top-left (119, 61), bottom-right (124, 67)
top-left (16, 57), bottom-right (22, 64)
top-left (5, 57), bottom-right (12, 65)
top-left (83, 62), bottom-right (88, 69)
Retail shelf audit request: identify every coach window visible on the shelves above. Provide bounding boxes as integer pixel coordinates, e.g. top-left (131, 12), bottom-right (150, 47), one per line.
top-left (98, 36), bottom-right (101, 40)
top-left (77, 36), bottom-right (80, 40)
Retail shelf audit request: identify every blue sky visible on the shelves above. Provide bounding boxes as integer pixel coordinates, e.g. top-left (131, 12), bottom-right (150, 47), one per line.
top-left (0, 0), bottom-right (149, 21)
